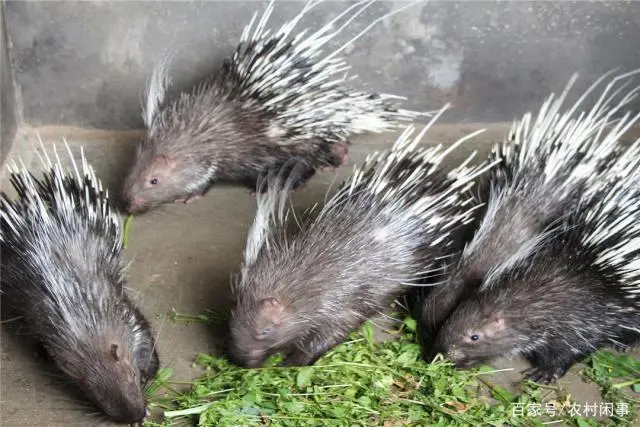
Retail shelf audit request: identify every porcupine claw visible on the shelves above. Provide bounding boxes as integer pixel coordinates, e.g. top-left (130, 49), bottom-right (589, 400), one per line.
top-left (173, 195), bottom-right (203, 204)
top-left (32, 342), bottom-right (51, 363)
top-left (522, 367), bottom-right (561, 385)
top-left (128, 408), bottom-right (150, 426)
top-left (611, 343), bottom-right (632, 353)
top-left (322, 144), bottom-right (349, 172)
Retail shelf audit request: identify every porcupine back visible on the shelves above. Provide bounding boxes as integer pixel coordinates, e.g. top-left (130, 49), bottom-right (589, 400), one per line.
top-left (227, 105), bottom-right (498, 368)
top-left (123, 0), bottom-right (428, 213)
top-left (417, 69), bottom-right (640, 344)
top-left (433, 138), bottom-right (640, 382)
top-left (0, 142), bottom-right (159, 424)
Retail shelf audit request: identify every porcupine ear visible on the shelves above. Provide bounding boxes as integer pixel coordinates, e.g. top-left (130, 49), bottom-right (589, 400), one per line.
top-left (256, 298), bottom-right (285, 331)
top-left (483, 312), bottom-right (506, 337)
top-left (110, 343), bottom-right (123, 361)
top-left (154, 154), bottom-right (177, 169)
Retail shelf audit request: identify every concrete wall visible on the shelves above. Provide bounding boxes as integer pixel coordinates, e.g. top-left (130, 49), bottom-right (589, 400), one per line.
top-left (1, 1), bottom-right (18, 165)
top-left (3, 0), bottom-right (640, 131)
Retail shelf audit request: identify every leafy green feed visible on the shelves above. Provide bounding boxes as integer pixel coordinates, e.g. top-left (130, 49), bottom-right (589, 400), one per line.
top-left (145, 316), bottom-right (638, 427)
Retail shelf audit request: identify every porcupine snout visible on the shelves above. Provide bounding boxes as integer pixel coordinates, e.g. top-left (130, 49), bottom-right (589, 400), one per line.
top-left (126, 196), bottom-right (147, 214)
top-left (103, 396), bottom-right (147, 425)
top-left (443, 345), bottom-right (470, 367)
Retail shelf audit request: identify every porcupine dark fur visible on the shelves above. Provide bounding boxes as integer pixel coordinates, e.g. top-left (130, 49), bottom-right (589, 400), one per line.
top-left (0, 142), bottom-right (159, 424)
top-left (227, 105), bottom-right (498, 369)
top-left (415, 69), bottom-right (640, 348)
top-left (122, 0), bottom-right (428, 214)
top-left (432, 136), bottom-right (640, 384)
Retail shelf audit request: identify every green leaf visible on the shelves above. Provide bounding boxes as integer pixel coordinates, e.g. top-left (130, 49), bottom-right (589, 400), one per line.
top-left (362, 322), bottom-right (374, 348)
top-left (396, 350), bottom-right (418, 365)
top-left (403, 317), bottom-right (417, 332)
top-left (476, 365), bottom-right (497, 373)
top-left (331, 406), bottom-right (348, 418)
top-left (144, 314), bottom-right (635, 427)
top-left (123, 215), bottom-right (133, 248)
top-left (283, 401), bottom-right (304, 413)
top-left (242, 391), bottom-right (258, 404)
top-left (156, 367), bottom-right (173, 382)
top-left (357, 395), bottom-right (372, 407)
top-left (575, 417), bottom-right (591, 427)
top-left (296, 367), bottom-right (314, 388)
top-left (344, 388), bottom-right (358, 399)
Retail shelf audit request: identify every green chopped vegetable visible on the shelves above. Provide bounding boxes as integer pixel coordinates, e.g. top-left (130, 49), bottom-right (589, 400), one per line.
top-left (144, 317), bottom-right (638, 427)
top-left (123, 214), bottom-right (133, 248)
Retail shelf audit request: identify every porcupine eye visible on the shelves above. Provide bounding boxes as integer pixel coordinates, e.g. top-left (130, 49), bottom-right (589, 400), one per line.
top-left (470, 334), bottom-right (480, 341)
top-left (258, 327), bottom-right (271, 339)
top-left (149, 178), bottom-right (158, 185)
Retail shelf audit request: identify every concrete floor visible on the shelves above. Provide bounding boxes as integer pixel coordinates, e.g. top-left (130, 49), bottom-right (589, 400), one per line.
top-left (1, 124), bottom-right (638, 426)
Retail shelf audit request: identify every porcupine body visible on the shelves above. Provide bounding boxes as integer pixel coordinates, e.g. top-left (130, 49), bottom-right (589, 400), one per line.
top-left (122, 0), bottom-right (427, 214)
top-left (415, 69), bottom-right (640, 348)
top-left (432, 138), bottom-right (640, 384)
top-left (227, 105), bottom-right (498, 369)
top-left (0, 143), bottom-right (159, 424)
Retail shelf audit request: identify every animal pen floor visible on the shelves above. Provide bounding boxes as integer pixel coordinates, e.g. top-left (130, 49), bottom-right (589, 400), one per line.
top-left (1, 124), bottom-right (638, 426)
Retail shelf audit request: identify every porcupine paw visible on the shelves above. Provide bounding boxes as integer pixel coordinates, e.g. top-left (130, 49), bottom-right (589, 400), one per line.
top-left (286, 166), bottom-right (317, 192)
top-left (174, 194), bottom-right (203, 204)
top-left (522, 366), bottom-right (564, 385)
top-left (32, 342), bottom-right (51, 363)
top-left (612, 344), bottom-right (630, 353)
top-left (289, 178), bottom-right (309, 192)
top-left (280, 353), bottom-right (309, 367)
top-left (280, 349), bottom-right (319, 367)
top-left (611, 342), bottom-right (636, 353)
top-left (321, 144), bottom-right (349, 172)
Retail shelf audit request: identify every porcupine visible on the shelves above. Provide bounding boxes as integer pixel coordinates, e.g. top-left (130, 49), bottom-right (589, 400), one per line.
top-left (227, 105), bottom-right (499, 368)
top-left (0, 141), bottom-right (160, 424)
top-left (122, 0), bottom-right (428, 214)
top-left (432, 136), bottom-right (640, 384)
top-left (415, 69), bottom-right (640, 349)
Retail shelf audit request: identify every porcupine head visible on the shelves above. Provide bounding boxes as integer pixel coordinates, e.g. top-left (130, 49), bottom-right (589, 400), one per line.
top-left (45, 299), bottom-right (160, 424)
top-left (122, 130), bottom-right (211, 214)
top-left (57, 340), bottom-right (155, 424)
top-left (229, 248), bottom-right (325, 369)
top-left (120, 0), bottom-right (420, 215)
top-left (431, 295), bottom-right (520, 368)
top-left (121, 129), bottom-right (344, 214)
top-left (26, 243), bottom-right (160, 422)
top-left (229, 294), bottom-right (293, 368)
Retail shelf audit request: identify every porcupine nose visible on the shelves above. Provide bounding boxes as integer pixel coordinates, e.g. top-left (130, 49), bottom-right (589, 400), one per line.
top-left (127, 197), bottom-right (146, 214)
top-left (112, 401), bottom-right (147, 425)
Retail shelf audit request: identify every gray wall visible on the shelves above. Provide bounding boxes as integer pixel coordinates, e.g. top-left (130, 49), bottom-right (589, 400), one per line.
top-left (3, 0), bottom-right (640, 132)
top-left (1, 1), bottom-right (18, 165)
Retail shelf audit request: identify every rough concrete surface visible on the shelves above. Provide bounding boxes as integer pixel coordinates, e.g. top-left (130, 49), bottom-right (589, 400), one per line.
top-left (1, 124), bottom-right (638, 426)
top-left (3, 0), bottom-right (640, 132)
top-left (2, 0), bottom-right (640, 424)
top-left (1, 1), bottom-right (18, 165)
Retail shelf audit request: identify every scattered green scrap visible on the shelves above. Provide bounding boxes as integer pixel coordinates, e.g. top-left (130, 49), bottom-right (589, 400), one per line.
top-left (579, 350), bottom-right (640, 426)
top-left (123, 214), bottom-right (134, 248)
top-left (165, 307), bottom-right (230, 328)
